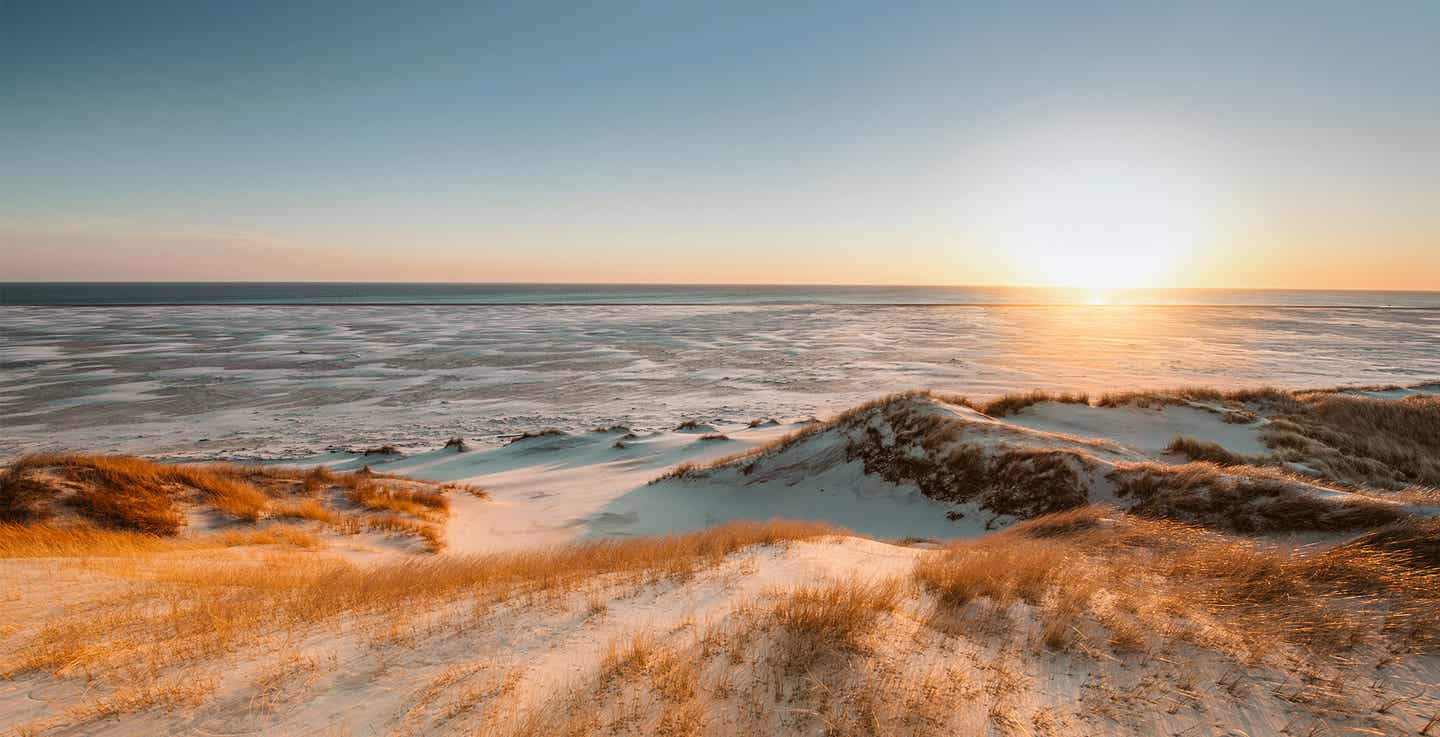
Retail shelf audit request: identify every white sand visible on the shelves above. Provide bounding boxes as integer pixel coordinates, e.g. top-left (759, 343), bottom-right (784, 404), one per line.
top-left (1003, 401), bottom-right (1269, 456)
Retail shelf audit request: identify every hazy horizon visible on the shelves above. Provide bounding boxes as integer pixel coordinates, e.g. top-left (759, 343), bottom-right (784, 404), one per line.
top-left (4, 1), bottom-right (1438, 289)
top-left (4, 280), bottom-right (1440, 292)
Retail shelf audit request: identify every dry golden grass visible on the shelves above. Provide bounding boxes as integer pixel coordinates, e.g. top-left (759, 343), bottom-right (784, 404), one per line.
top-left (363, 513), bottom-right (445, 552)
top-left (979, 390), bottom-right (1089, 417)
top-left (10, 504), bottom-right (1432, 737)
top-left (1263, 391), bottom-right (1440, 488)
top-left (271, 497), bottom-right (344, 525)
top-left (0, 467), bottom-right (56, 523)
top-left (914, 536), bottom-right (1070, 609)
top-left (440, 482), bottom-right (491, 499)
top-left (347, 478), bottom-right (450, 518)
top-left (599, 629), bottom-right (661, 681)
top-left (1, 454), bottom-right (458, 553)
top-left (654, 391), bottom-right (938, 482)
top-left (0, 522), bottom-right (323, 558)
top-left (1082, 381), bottom-right (1440, 490)
top-left (3, 453), bottom-right (275, 532)
top-left (301, 465), bottom-right (336, 494)
top-left (71, 672), bottom-right (220, 718)
top-left (0, 522), bottom-right (178, 557)
top-left (1093, 384), bottom-right (1303, 409)
top-left (1340, 516), bottom-right (1440, 567)
top-left (1165, 435), bottom-right (1246, 465)
top-left (70, 476), bottom-right (185, 534)
top-left (1108, 460), bottom-right (1406, 533)
top-left (1, 519), bottom-right (839, 679)
top-left (215, 526), bottom-right (324, 550)
top-left (768, 578), bottom-right (903, 656)
top-left (915, 506), bottom-right (1440, 658)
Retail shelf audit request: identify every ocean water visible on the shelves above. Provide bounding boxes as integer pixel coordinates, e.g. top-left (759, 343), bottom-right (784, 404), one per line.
top-left (4, 282), bottom-right (1440, 307)
top-left (3, 286), bottom-right (1439, 459)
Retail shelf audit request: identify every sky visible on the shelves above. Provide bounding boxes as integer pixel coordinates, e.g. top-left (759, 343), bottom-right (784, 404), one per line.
top-left (3, 1), bottom-right (1438, 288)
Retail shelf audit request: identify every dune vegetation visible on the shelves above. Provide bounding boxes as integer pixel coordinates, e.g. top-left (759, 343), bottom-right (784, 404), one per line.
top-left (0, 453), bottom-right (474, 554)
top-left (3, 383), bottom-right (1440, 736)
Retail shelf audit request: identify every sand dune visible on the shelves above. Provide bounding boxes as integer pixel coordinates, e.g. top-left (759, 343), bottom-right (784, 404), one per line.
top-left (3, 384), bottom-right (1440, 736)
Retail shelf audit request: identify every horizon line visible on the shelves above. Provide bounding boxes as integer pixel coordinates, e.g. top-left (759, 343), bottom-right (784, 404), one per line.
top-left (2, 281), bottom-right (1438, 294)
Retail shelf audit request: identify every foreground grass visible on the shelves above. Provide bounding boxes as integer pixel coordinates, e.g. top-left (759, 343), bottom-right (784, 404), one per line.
top-left (393, 509), bottom-right (1440, 737)
top-left (0, 523), bottom-right (321, 558)
top-left (1, 519), bottom-right (840, 680)
top-left (4, 509), bottom-right (1439, 737)
top-left (915, 506), bottom-right (1440, 658)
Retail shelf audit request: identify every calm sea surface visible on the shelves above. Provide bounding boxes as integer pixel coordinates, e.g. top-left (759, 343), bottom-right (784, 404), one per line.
top-left (4, 282), bottom-right (1440, 307)
top-left (2, 284), bottom-right (1438, 459)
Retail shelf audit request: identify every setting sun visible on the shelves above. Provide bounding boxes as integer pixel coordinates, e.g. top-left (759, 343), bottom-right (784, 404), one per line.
top-left (976, 131), bottom-right (1218, 289)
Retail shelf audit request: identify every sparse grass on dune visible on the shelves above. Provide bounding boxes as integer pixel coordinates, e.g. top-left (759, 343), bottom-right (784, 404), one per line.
top-left (70, 474), bottom-right (185, 535)
top-left (517, 577), bottom-right (912, 737)
top-left (655, 391), bottom-right (944, 483)
top-left (768, 578), bottom-right (904, 658)
top-left (0, 522), bottom-right (322, 558)
top-left (347, 478), bottom-right (450, 518)
top-left (495, 511), bottom-right (1440, 737)
top-left (0, 523), bottom-right (179, 557)
top-left (1109, 460), bottom-right (1407, 533)
top-left (1263, 391), bottom-right (1440, 489)
top-left (1334, 516), bottom-right (1440, 568)
top-left (979, 390), bottom-right (1089, 417)
top-left (7, 506), bottom-right (1439, 737)
top-left (915, 506), bottom-right (1440, 658)
top-left (0, 467), bottom-right (56, 523)
top-left (653, 420), bottom-right (833, 482)
top-left (300, 465), bottom-right (336, 494)
top-left (0, 454), bottom-right (458, 552)
top-left (1165, 435), bottom-right (1247, 465)
top-left (362, 513), bottom-right (446, 552)
top-left (270, 497), bottom-right (344, 525)
top-left (1094, 384), bottom-right (1294, 409)
top-left (656, 385), bottom-right (1438, 535)
top-left (4, 453), bottom-right (276, 530)
top-left (508, 429), bottom-right (568, 444)
top-left (1, 519), bottom-right (840, 679)
top-left (1083, 381), bottom-right (1440, 489)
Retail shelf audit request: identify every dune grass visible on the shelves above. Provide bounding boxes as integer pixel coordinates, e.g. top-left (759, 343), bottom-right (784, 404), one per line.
top-left (1262, 392), bottom-right (1440, 488)
top-left (2, 453), bottom-right (281, 531)
top-left (0, 454), bottom-right (458, 554)
top-left (768, 577), bottom-right (904, 658)
top-left (0, 523), bottom-right (181, 557)
top-left (347, 478), bottom-right (450, 518)
top-left (916, 506), bottom-right (1440, 658)
top-left (1109, 460), bottom-right (1407, 533)
top-left (1165, 435), bottom-right (1247, 465)
top-left (0, 522), bottom-right (322, 558)
top-left (1, 519), bottom-right (840, 679)
top-left (978, 390), bottom-right (1089, 417)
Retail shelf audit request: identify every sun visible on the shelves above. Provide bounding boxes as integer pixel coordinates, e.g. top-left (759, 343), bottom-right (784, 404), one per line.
top-left (975, 132), bottom-right (1216, 290)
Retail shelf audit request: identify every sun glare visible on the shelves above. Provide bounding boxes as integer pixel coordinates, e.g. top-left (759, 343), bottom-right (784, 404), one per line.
top-left (976, 132), bottom-right (1217, 290)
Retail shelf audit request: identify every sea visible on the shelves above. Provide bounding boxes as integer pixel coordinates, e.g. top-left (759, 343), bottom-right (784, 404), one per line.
top-left (4, 282), bottom-right (1440, 307)
top-left (3, 283), bottom-right (1438, 459)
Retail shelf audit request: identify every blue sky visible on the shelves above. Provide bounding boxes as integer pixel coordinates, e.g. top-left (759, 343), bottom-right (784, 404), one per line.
top-left (4, 1), bottom-right (1438, 286)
